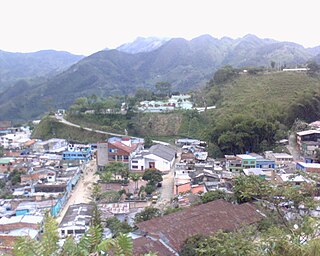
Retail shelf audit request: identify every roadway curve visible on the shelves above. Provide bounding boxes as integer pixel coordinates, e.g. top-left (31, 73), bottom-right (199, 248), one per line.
top-left (55, 114), bottom-right (169, 145)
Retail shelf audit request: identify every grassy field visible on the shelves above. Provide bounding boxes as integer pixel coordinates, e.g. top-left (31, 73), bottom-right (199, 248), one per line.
top-left (211, 71), bottom-right (320, 120)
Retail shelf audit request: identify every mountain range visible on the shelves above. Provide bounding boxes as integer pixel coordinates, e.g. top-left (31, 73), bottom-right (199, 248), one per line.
top-left (0, 50), bottom-right (84, 93)
top-left (1, 34), bottom-right (320, 121)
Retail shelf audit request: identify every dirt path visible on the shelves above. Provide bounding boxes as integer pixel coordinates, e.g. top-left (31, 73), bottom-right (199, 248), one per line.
top-left (287, 133), bottom-right (301, 161)
top-left (56, 159), bottom-right (98, 224)
top-left (156, 149), bottom-right (181, 209)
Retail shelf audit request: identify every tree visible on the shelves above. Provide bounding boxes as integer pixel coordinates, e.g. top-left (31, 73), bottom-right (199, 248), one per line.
top-left (130, 173), bottom-right (141, 193)
top-left (142, 169), bottom-right (163, 185)
top-left (271, 60), bottom-right (276, 69)
top-left (155, 82), bottom-right (172, 97)
top-left (90, 183), bottom-right (102, 202)
top-left (98, 233), bottom-right (133, 256)
top-left (307, 61), bottom-right (320, 74)
top-left (213, 65), bottom-right (238, 84)
top-left (201, 190), bottom-right (228, 204)
top-left (103, 162), bottom-right (129, 180)
top-left (13, 213), bottom-right (59, 256)
top-left (144, 136), bottom-right (154, 148)
top-left (105, 217), bottom-right (132, 237)
top-left (233, 175), bottom-right (270, 203)
top-left (134, 206), bottom-right (161, 223)
top-left (144, 184), bottom-right (156, 195)
top-left (180, 229), bottom-right (257, 256)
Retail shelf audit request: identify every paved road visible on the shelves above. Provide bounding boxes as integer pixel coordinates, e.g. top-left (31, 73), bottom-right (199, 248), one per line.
top-left (56, 160), bottom-right (98, 224)
top-left (56, 114), bottom-right (169, 145)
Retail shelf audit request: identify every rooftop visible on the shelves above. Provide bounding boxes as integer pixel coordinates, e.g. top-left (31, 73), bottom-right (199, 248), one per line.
top-left (296, 130), bottom-right (320, 136)
top-left (0, 215), bottom-right (43, 225)
top-left (148, 144), bottom-right (176, 162)
top-left (297, 162), bottom-right (320, 168)
top-left (59, 203), bottom-right (94, 228)
top-left (136, 199), bottom-right (263, 252)
top-left (236, 154), bottom-right (256, 160)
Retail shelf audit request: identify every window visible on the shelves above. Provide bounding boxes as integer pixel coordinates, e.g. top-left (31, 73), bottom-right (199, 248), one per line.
top-left (108, 148), bottom-right (118, 153)
top-left (124, 156), bottom-right (129, 160)
top-left (132, 160), bottom-right (138, 163)
top-left (132, 165), bottom-right (138, 169)
top-left (243, 161), bottom-right (248, 164)
top-left (250, 161), bottom-right (255, 164)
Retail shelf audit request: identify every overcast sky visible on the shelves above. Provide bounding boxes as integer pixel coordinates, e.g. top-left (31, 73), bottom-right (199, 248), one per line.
top-left (0, 0), bottom-right (319, 56)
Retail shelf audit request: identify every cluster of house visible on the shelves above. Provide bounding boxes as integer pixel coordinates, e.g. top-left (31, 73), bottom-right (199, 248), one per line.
top-left (97, 137), bottom-right (177, 173)
top-left (172, 136), bottom-right (320, 206)
top-left (0, 122), bottom-right (99, 253)
top-left (137, 94), bottom-right (216, 113)
top-left (293, 121), bottom-right (320, 173)
top-left (138, 94), bottom-right (193, 112)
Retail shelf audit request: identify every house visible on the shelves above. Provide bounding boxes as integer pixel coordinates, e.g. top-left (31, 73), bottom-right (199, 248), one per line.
top-left (133, 236), bottom-right (176, 256)
top-left (135, 199), bottom-right (263, 254)
top-left (0, 157), bottom-right (16, 173)
top-left (226, 154), bottom-right (256, 174)
top-left (32, 138), bottom-right (68, 154)
top-left (0, 215), bottom-right (43, 254)
top-left (265, 151), bottom-right (293, 166)
top-left (277, 173), bottom-right (311, 186)
top-left (62, 144), bottom-right (92, 161)
top-left (96, 137), bottom-right (144, 167)
top-left (130, 144), bottom-right (176, 173)
top-left (242, 168), bottom-right (267, 179)
top-left (15, 200), bottom-right (57, 216)
top-left (96, 142), bottom-right (109, 170)
top-left (255, 158), bottom-right (275, 169)
top-left (296, 162), bottom-right (320, 173)
top-left (296, 130), bottom-right (320, 151)
top-left (58, 203), bottom-right (94, 238)
top-left (0, 121), bottom-right (12, 131)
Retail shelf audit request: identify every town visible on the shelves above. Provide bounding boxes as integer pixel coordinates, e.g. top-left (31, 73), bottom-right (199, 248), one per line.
top-left (0, 113), bottom-right (320, 255)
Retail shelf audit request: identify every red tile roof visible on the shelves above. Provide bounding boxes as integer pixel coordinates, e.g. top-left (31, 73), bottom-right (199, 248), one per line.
top-left (110, 142), bottom-right (134, 154)
top-left (136, 199), bottom-right (263, 252)
top-left (133, 237), bottom-right (175, 256)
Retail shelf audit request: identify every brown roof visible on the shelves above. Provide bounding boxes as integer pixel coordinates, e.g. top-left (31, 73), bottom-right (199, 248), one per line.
top-left (133, 237), bottom-right (175, 256)
top-left (136, 199), bottom-right (263, 252)
top-left (110, 142), bottom-right (134, 154)
top-left (0, 121), bottom-right (12, 129)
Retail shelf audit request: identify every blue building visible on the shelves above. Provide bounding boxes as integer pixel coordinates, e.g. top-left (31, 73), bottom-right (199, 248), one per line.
top-left (62, 151), bottom-right (91, 161)
top-left (256, 158), bottom-right (275, 169)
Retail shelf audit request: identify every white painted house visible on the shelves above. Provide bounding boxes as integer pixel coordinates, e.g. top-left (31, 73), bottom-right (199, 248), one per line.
top-left (130, 144), bottom-right (176, 173)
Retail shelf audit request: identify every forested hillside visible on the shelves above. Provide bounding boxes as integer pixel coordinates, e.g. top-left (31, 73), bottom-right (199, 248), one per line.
top-left (2, 34), bottom-right (320, 121)
top-left (34, 68), bottom-right (320, 156)
top-left (199, 68), bottom-right (320, 155)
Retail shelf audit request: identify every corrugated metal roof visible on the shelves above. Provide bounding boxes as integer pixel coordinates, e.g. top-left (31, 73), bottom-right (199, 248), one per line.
top-left (149, 144), bottom-right (176, 162)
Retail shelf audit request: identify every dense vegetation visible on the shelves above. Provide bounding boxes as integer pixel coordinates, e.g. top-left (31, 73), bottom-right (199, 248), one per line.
top-left (196, 66), bottom-right (320, 156)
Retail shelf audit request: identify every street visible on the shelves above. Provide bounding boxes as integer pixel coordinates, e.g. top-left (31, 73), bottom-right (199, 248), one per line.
top-left (56, 159), bottom-right (98, 224)
top-left (156, 150), bottom-right (181, 209)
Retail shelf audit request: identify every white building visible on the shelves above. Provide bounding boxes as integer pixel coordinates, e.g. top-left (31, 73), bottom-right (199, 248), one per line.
top-left (130, 144), bottom-right (176, 173)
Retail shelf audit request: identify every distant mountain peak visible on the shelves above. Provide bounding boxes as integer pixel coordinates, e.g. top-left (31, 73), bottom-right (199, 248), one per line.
top-left (116, 37), bottom-right (170, 54)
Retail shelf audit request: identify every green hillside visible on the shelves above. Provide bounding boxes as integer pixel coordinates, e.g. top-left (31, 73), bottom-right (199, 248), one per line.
top-left (32, 116), bottom-right (107, 143)
top-left (32, 70), bottom-right (320, 157)
top-left (1, 34), bottom-right (318, 121)
top-left (199, 70), bottom-right (320, 155)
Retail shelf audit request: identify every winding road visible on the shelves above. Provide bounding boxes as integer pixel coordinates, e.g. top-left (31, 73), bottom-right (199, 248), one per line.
top-left (55, 114), bottom-right (169, 145)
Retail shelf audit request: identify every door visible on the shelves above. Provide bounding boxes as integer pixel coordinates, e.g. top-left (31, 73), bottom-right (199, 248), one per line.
top-left (149, 162), bottom-right (155, 168)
